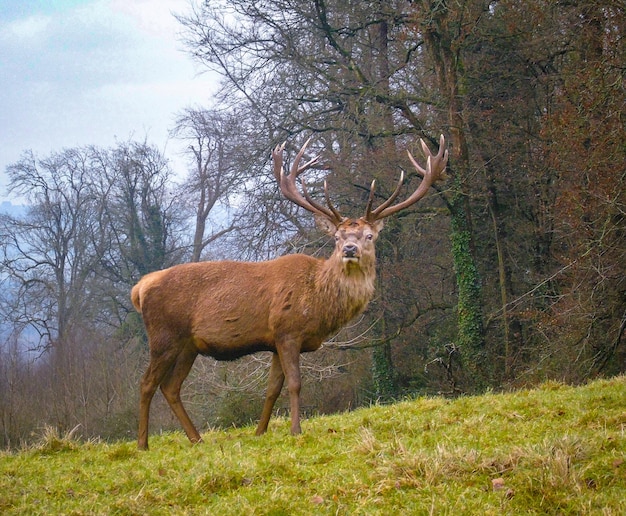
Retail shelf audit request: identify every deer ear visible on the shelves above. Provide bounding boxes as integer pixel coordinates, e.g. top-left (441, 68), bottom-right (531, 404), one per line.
top-left (314, 214), bottom-right (338, 236)
top-left (372, 219), bottom-right (384, 233)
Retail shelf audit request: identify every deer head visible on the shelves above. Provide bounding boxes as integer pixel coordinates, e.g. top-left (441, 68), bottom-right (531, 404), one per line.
top-left (272, 135), bottom-right (448, 267)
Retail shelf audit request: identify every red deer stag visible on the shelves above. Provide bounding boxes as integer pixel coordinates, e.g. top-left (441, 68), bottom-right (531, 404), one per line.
top-left (132, 135), bottom-right (447, 450)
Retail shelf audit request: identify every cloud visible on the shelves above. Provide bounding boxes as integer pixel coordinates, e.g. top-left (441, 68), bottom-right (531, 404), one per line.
top-left (0, 0), bottom-right (218, 200)
top-left (1, 2), bottom-right (151, 91)
top-left (110, 0), bottom-right (185, 36)
top-left (4, 12), bottom-right (51, 39)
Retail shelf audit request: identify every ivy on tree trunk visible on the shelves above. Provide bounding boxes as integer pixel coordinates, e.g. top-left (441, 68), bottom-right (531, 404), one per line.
top-left (449, 184), bottom-right (487, 389)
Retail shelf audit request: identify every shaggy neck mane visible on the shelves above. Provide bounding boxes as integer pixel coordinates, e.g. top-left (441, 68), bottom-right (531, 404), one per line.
top-left (315, 253), bottom-right (377, 334)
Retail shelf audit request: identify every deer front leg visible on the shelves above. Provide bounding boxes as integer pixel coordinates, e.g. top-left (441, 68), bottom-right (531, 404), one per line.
top-left (256, 352), bottom-right (285, 435)
top-left (276, 341), bottom-right (302, 435)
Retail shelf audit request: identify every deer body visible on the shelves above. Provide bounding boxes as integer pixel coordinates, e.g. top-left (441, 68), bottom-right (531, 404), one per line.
top-left (133, 250), bottom-right (376, 360)
top-left (134, 136), bottom-right (447, 450)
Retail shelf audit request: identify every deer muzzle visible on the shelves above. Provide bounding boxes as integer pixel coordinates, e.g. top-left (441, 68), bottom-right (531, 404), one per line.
top-left (342, 243), bottom-right (360, 262)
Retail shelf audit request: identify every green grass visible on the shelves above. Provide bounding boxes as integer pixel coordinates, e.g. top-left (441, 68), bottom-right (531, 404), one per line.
top-left (1, 376), bottom-right (625, 515)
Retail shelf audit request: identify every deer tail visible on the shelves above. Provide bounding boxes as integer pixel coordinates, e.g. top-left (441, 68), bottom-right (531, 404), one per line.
top-left (131, 281), bottom-right (143, 313)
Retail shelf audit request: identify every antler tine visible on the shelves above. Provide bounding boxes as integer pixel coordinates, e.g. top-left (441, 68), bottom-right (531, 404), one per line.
top-left (364, 179), bottom-right (377, 221)
top-left (272, 141), bottom-right (287, 182)
top-left (273, 138), bottom-right (344, 224)
top-left (291, 138), bottom-right (319, 176)
top-left (365, 170), bottom-right (406, 220)
top-left (300, 177), bottom-right (341, 221)
top-left (324, 180), bottom-right (344, 222)
top-left (365, 134), bottom-right (448, 222)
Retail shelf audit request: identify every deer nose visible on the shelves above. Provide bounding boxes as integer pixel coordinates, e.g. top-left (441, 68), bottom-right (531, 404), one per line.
top-left (342, 244), bottom-right (358, 258)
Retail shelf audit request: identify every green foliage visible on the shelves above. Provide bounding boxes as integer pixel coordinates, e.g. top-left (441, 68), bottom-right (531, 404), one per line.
top-left (2, 376), bottom-right (624, 515)
top-left (114, 311), bottom-right (146, 343)
top-left (215, 390), bottom-right (266, 429)
top-left (372, 342), bottom-right (396, 402)
top-left (449, 192), bottom-right (487, 390)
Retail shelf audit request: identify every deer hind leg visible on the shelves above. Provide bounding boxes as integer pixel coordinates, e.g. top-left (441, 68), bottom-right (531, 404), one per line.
top-left (255, 352), bottom-right (285, 435)
top-left (159, 345), bottom-right (201, 444)
top-left (138, 346), bottom-right (179, 450)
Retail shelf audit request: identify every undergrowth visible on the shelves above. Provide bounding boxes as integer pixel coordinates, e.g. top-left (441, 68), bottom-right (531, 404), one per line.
top-left (1, 376), bottom-right (624, 515)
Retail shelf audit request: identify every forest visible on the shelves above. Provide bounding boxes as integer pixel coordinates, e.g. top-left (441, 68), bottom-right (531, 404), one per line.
top-left (1, 0), bottom-right (624, 448)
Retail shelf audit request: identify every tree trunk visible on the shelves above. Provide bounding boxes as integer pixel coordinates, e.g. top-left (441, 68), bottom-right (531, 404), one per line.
top-left (421, 3), bottom-right (488, 389)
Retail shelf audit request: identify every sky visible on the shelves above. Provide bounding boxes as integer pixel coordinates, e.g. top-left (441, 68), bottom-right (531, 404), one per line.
top-left (0, 0), bottom-right (219, 203)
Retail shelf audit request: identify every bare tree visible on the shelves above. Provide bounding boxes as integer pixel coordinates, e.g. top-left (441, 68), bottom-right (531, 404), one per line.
top-left (0, 148), bottom-right (114, 430)
top-left (1, 148), bottom-right (107, 350)
top-left (100, 141), bottom-right (183, 279)
top-left (0, 141), bottom-right (186, 442)
top-left (171, 108), bottom-right (252, 261)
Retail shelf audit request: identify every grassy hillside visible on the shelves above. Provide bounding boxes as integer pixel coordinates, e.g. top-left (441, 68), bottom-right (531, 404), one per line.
top-left (1, 376), bottom-right (625, 515)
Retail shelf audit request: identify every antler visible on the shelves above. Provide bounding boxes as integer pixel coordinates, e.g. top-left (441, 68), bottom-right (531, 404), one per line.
top-left (364, 134), bottom-right (448, 222)
top-left (273, 138), bottom-right (344, 224)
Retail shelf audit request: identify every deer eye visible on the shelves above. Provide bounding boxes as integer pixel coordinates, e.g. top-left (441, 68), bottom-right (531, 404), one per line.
top-left (366, 233), bottom-right (374, 240)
